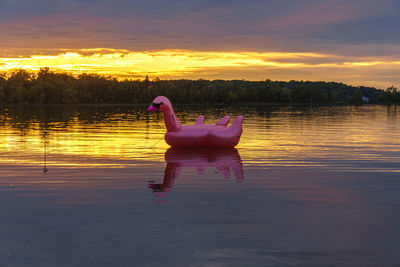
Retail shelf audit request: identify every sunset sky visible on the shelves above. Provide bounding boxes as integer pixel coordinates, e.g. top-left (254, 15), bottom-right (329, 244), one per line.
top-left (1, 0), bottom-right (400, 89)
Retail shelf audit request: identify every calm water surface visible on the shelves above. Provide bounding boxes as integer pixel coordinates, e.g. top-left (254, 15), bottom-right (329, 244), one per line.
top-left (0, 104), bottom-right (400, 266)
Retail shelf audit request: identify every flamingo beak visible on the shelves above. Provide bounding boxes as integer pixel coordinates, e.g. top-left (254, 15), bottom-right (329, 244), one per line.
top-left (148, 105), bottom-right (157, 112)
top-left (148, 101), bottom-right (163, 112)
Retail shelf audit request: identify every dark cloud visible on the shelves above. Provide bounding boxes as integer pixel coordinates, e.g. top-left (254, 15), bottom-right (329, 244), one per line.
top-left (0, 0), bottom-right (84, 21)
top-left (1, 0), bottom-right (399, 54)
top-left (317, 16), bottom-right (400, 43)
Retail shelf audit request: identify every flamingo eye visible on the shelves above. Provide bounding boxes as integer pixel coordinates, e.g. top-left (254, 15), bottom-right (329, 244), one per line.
top-left (151, 101), bottom-right (163, 109)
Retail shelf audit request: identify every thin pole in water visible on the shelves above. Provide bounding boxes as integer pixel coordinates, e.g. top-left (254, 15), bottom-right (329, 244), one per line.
top-left (43, 131), bottom-right (48, 173)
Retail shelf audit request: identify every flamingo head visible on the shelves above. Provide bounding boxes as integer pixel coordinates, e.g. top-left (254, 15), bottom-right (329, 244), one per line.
top-left (147, 96), bottom-right (171, 112)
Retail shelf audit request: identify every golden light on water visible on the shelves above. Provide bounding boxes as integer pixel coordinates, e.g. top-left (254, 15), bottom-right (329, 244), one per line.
top-left (0, 120), bottom-right (168, 168)
top-left (1, 106), bottom-right (399, 172)
top-left (1, 105), bottom-right (400, 196)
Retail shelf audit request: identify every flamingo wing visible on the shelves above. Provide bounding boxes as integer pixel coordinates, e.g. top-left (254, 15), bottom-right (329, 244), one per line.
top-left (216, 115), bottom-right (230, 127)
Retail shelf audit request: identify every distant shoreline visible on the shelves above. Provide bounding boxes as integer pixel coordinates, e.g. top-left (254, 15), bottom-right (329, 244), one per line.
top-left (1, 102), bottom-right (399, 108)
top-left (1, 68), bottom-right (399, 105)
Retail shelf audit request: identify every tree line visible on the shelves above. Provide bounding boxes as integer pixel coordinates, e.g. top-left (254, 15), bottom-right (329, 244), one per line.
top-left (0, 68), bottom-right (399, 105)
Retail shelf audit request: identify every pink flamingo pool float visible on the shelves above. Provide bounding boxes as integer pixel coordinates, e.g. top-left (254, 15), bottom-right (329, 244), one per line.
top-left (148, 96), bottom-right (244, 148)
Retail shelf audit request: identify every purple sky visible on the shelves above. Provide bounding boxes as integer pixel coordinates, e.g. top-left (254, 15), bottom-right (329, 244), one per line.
top-left (1, 0), bottom-right (399, 88)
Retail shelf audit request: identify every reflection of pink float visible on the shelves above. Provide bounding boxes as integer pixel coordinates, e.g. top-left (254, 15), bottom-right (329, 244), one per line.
top-left (147, 96), bottom-right (243, 148)
top-left (148, 148), bottom-right (244, 195)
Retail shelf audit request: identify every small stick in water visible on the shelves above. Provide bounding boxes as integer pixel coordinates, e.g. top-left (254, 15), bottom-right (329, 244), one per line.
top-left (43, 131), bottom-right (48, 173)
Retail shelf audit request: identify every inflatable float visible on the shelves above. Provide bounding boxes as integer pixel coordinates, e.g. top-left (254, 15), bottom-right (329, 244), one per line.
top-left (147, 96), bottom-right (243, 148)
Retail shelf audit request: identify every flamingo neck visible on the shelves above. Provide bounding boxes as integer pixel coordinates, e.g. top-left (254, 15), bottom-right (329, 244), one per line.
top-left (162, 108), bottom-right (181, 132)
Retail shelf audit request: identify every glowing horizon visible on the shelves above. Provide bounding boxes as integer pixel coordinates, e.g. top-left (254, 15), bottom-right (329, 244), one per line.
top-left (1, 48), bottom-right (399, 89)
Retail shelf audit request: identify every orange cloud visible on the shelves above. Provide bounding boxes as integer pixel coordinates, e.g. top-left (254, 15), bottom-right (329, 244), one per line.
top-left (0, 48), bottom-right (399, 89)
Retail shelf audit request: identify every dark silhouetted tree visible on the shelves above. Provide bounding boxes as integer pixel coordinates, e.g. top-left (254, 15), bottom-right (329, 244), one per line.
top-left (0, 68), bottom-right (394, 104)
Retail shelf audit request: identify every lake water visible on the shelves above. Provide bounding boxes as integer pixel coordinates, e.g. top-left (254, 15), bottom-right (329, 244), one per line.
top-left (1, 104), bottom-right (400, 266)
